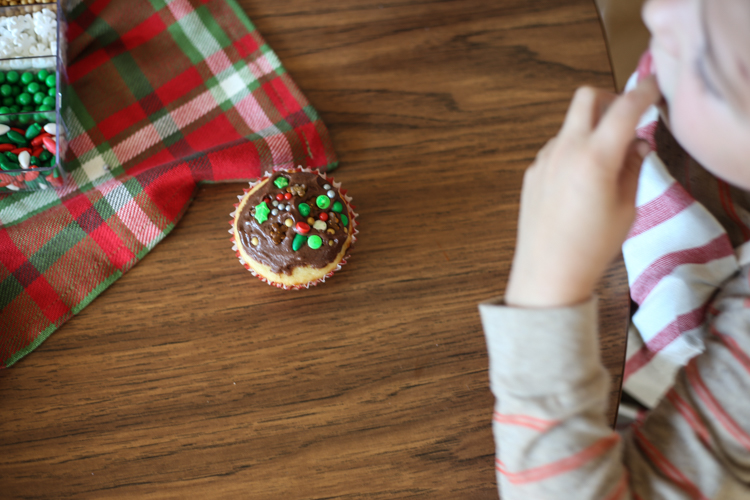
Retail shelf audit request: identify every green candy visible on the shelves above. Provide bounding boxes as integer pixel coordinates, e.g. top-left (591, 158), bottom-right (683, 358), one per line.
top-left (25, 122), bottom-right (42, 140)
top-left (0, 131), bottom-right (11, 142)
top-left (0, 156), bottom-right (14, 171)
top-left (6, 71), bottom-right (19, 84)
top-left (6, 130), bottom-right (27, 145)
top-left (39, 150), bottom-right (52, 161)
top-left (332, 201), bottom-right (343, 213)
top-left (33, 92), bottom-right (45, 105)
top-left (5, 152), bottom-right (17, 162)
top-left (292, 233), bottom-right (307, 252)
top-left (27, 82), bottom-right (40, 94)
top-left (0, 72), bottom-right (5, 84)
top-left (254, 202), bottom-right (270, 224)
top-left (273, 176), bottom-right (289, 189)
top-left (45, 74), bottom-right (56, 88)
top-left (341, 214), bottom-right (349, 227)
top-left (0, 106), bottom-right (8, 115)
top-left (30, 156), bottom-right (38, 166)
top-left (48, 88), bottom-right (55, 97)
top-left (17, 93), bottom-right (32, 106)
top-left (20, 72), bottom-right (34, 85)
top-left (37, 69), bottom-right (49, 82)
top-left (316, 195), bottom-right (331, 209)
top-left (2, 97), bottom-right (12, 105)
top-left (38, 104), bottom-right (54, 112)
top-left (307, 235), bottom-right (322, 249)
top-left (42, 96), bottom-right (56, 107)
top-left (11, 86), bottom-right (20, 96)
top-left (298, 203), bottom-right (310, 217)
top-left (0, 85), bottom-right (11, 97)
top-left (18, 115), bottom-right (31, 124)
top-left (8, 105), bottom-right (19, 113)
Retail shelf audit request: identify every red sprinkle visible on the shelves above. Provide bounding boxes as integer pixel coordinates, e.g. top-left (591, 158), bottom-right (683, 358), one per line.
top-left (11, 147), bottom-right (32, 155)
top-left (31, 147), bottom-right (43, 157)
top-left (275, 193), bottom-right (284, 201)
top-left (284, 192), bottom-right (293, 200)
top-left (31, 133), bottom-right (52, 147)
top-left (319, 212), bottom-right (329, 221)
top-left (10, 127), bottom-right (25, 134)
top-left (24, 171), bottom-right (39, 181)
top-left (294, 222), bottom-right (310, 234)
top-left (42, 136), bottom-right (57, 154)
top-left (0, 144), bottom-right (14, 152)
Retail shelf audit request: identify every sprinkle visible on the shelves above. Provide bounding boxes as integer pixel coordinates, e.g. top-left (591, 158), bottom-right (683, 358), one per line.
top-left (308, 235), bottom-right (323, 249)
top-left (327, 190), bottom-right (336, 198)
top-left (332, 201), bottom-right (344, 213)
top-left (341, 214), bottom-right (349, 226)
top-left (276, 193), bottom-right (284, 201)
top-left (272, 200), bottom-right (279, 207)
top-left (251, 237), bottom-right (259, 246)
top-left (284, 218), bottom-right (293, 227)
top-left (319, 212), bottom-right (329, 221)
top-left (313, 220), bottom-right (327, 231)
top-left (284, 192), bottom-right (293, 200)
top-left (329, 240), bottom-right (335, 246)
top-left (323, 184), bottom-right (331, 190)
top-left (307, 217), bottom-right (315, 225)
top-left (292, 233), bottom-right (307, 251)
top-left (254, 202), bottom-right (270, 223)
top-left (274, 176), bottom-right (289, 189)
top-left (271, 208), bottom-right (279, 216)
top-left (316, 195), bottom-right (331, 209)
top-left (295, 221), bottom-right (310, 234)
top-left (298, 203), bottom-right (311, 217)
top-left (278, 203), bottom-right (285, 211)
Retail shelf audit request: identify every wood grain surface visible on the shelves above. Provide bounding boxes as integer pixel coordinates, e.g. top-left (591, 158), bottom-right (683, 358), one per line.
top-left (0, 0), bottom-right (629, 498)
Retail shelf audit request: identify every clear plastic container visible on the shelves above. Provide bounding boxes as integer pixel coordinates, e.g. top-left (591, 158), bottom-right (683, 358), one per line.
top-left (0, 1), bottom-right (68, 192)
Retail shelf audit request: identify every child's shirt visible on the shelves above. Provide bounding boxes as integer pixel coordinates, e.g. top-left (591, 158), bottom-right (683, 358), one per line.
top-left (478, 262), bottom-right (750, 498)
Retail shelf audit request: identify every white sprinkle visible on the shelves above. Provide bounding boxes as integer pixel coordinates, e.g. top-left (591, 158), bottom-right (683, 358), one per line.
top-left (327, 190), bottom-right (335, 198)
top-left (272, 200), bottom-right (279, 207)
top-left (271, 208), bottom-right (279, 215)
top-left (43, 123), bottom-right (57, 135)
top-left (0, 124), bottom-right (9, 135)
top-left (313, 220), bottom-right (327, 231)
top-left (278, 203), bottom-right (285, 211)
top-left (323, 184), bottom-right (331, 190)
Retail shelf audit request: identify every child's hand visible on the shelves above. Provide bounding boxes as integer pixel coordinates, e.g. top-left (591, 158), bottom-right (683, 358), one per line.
top-left (505, 76), bottom-right (660, 308)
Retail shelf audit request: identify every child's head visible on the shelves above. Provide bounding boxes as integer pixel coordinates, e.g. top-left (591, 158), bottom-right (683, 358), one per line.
top-left (643, 0), bottom-right (750, 188)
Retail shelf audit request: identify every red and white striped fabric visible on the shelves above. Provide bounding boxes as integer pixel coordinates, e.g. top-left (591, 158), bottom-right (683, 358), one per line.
top-left (621, 52), bottom-right (750, 407)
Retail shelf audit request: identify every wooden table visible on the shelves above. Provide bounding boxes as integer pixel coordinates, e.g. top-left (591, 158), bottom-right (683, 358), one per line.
top-left (0, 0), bottom-right (628, 497)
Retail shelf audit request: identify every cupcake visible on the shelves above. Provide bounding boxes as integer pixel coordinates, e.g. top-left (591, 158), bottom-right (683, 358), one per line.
top-left (230, 168), bottom-right (358, 289)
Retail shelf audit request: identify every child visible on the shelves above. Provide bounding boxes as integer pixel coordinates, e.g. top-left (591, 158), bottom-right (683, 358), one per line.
top-left (479, 0), bottom-right (750, 498)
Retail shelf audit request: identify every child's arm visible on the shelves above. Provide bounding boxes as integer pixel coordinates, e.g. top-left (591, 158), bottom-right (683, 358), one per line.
top-left (480, 78), bottom-right (657, 499)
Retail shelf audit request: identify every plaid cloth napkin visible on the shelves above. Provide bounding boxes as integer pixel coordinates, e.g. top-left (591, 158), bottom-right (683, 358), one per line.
top-left (0, 0), bottom-right (337, 367)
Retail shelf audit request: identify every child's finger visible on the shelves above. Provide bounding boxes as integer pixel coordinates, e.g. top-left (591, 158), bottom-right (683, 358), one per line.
top-left (592, 76), bottom-right (660, 161)
top-left (560, 86), bottom-right (616, 136)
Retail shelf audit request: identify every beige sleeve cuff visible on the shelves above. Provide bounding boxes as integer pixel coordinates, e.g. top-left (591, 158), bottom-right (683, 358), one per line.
top-left (478, 297), bottom-right (604, 397)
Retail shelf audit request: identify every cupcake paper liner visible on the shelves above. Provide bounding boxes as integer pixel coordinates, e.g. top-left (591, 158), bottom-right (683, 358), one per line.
top-left (229, 167), bottom-right (358, 290)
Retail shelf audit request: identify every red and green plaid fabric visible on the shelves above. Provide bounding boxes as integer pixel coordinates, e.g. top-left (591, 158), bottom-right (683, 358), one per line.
top-left (0, 0), bottom-right (337, 367)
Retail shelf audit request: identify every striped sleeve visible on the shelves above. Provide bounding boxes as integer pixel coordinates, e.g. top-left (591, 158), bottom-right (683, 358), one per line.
top-left (479, 279), bottom-right (750, 499)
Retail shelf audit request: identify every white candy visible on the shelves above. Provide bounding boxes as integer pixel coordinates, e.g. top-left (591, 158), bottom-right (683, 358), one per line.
top-left (43, 123), bottom-right (57, 135)
top-left (19, 151), bottom-right (31, 169)
top-left (0, 125), bottom-right (9, 135)
top-left (313, 220), bottom-right (327, 231)
top-left (0, 9), bottom-right (57, 59)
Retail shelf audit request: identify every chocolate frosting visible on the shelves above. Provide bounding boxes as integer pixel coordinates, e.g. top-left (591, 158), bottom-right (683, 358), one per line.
top-left (236, 171), bottom-right (351, 275)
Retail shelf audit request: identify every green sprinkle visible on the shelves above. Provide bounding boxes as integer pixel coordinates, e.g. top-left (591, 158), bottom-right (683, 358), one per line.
top-left (5, 152), bottom-right (18, 162)
top-left (25, 122), bottom-right (42, 140)
top-left (6, 130), bottom-right (26, 145)
top-left (273, 176), bottom-right (289, 189)
top-left (254, 202), bottom-right (270, 224)
top-left (341, 214), bottom-right (349, 227)
top-left (316, 195), bottom-right (331, 210)
top-left (307, 235), bottom-right (322, 249)
top-left (292, 233), bottom-right (308, 251)
top-left (332, 201), bottom-right (343, 213)
top-left (298, 203), bottom-right (310, 217)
